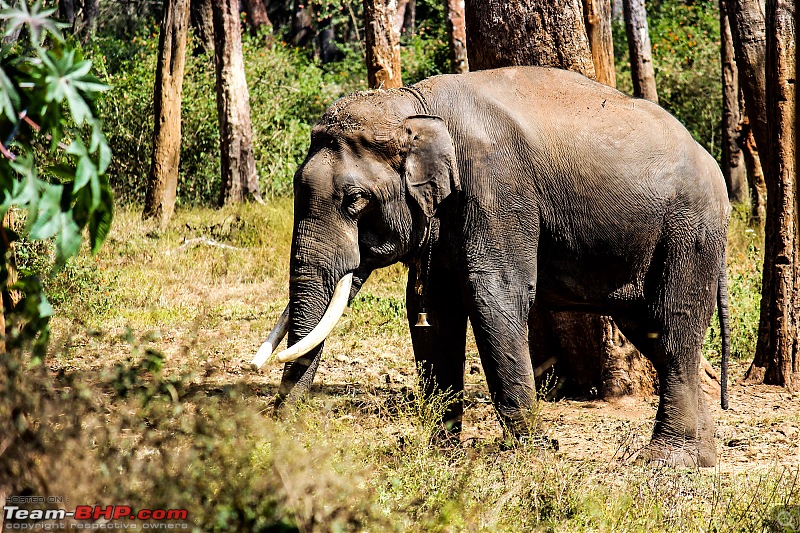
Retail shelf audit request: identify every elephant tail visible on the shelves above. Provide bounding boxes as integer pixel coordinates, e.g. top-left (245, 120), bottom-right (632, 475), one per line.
top-left (717, 257), bottom-right (731, 410)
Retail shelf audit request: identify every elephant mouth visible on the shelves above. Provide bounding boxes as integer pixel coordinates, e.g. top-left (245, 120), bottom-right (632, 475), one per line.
top-left (252, 273), bottom-right (353, 369)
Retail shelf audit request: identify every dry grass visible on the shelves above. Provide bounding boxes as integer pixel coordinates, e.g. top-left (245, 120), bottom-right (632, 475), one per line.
top-left (1, 202), bottom-right (798, 532)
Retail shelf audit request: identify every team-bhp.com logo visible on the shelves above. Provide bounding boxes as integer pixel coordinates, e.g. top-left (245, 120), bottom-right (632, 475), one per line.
top-left (3, 501), bottom-right (189, 530)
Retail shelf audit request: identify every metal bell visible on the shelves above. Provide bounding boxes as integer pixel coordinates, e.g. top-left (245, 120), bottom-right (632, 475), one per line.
top-left (415, 312), bottom-right (431, 327)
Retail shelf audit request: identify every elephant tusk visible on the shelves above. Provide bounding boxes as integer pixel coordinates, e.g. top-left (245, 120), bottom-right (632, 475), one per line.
top-left (272, 273), bottom-right (353, 364)
top-left (251, 305), bottom-right (290, 370)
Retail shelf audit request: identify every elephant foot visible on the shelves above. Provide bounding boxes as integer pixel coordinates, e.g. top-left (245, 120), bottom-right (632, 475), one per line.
top-left (500, 433), bottom-right (559, 452)
top-left (636, 438), bottom-right (717, 468)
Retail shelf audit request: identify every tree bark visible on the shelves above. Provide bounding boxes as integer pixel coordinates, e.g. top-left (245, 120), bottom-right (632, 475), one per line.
top-left (583, 0), bottom-right (617, 87)
top-left (623, 0), bottom-right (658, 102)
top-left (464, 0), bottom-right (595, 78)
top-left (213, 0), bottom-right (263, 205)
top-left (741, 117), bottom-right (768, 220)
top-left (142, 0), bottom-right (191, 226)
top-left (746, 0), bottom-right (798, 390)
top-left (393, 0), bottom-right (415, 35)
top-left (445, 0), bottom-right (469, 74)
top-left (726, 0), bottom-right (769, 168)
top-left (721, 0), bottom-right (750, 204)
top-left (58, 0), bottom-right (76, 31)
top-left (79, 0), bottom-right (100, 43)
top-left (364, 0), bottom-right (403, 89)
top-left (242, 0), bottom-right (273, 40)
top-left (190, 0), bottom-right (215, 55)
top-left (465, 0), bottom-right (660, 400)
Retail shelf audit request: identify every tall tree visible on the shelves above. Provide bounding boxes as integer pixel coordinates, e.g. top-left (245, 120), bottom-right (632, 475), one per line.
top-left (393, 0), bottom-right (416, 35)
top-left (364, 0), bottom-right (403, 89)
top-left (725, 0), bottom-right (769, 160)
top-left (583, 0), bottom-right (616, 87)
top-left (465, 1), bottom-right (595, 76)
top-left (213, 0), bottom-right (263, 204)
top-left (190, 0), bottom-right (215, 55)
top-left (721, 0), bottom-right (749, 204)
top-left (464, 0), bottom-right (663, 401)
top-left (142, 0), bottom-right (191, 226)
top-left (623, 0), bottom-right (658, 102)
top-left (746, 0), bottom-right (798, 389)
top-left (242, 0), bottom-right (273, 39)
top-left (446, 0), bottom-right (469, 74)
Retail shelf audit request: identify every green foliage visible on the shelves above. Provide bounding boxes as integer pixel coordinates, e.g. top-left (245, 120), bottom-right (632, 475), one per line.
top-left (613, 0), bottom-right (722, 160)
top-left (0, 0), bottom-right (113, 353)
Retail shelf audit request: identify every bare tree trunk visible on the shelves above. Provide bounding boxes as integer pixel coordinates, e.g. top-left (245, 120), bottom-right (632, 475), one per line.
top-left (746, 0), bottom-right (798, 390)
top-left (190, 0), bottom-right (215, 55)
top-left (465, 0), bottom-right (660, 401)
top-left (242, 0), bottom-right (273, 40)
top-left (721, 0), bottom-right (750, 204)
top-left (213, 0), bottom-right (263, 205)
top-left (142, 0), bottom-right (191, 226)
top-left (79, 0), bottom-right (100, 44)
top-left (741, 117), bottom-right (768, 220)
top-left (446, 0), bottom-right (468, 74)
top-left (364, 0), bottom-right (403, 89)
top-left (465, 0), bottom-right (595, 78)
top-left (394, 0), bottom-right (415, 35)
top-left (623, 0), bottom-right (658, 102)
top-left (726, 0), bottom-right (769, 161)
top-left (583, 0), bottom-right (617, 87)
top-left (58, 0), bottom-right (76, 31)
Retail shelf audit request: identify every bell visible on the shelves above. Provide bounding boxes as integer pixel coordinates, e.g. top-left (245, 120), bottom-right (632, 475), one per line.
top-left (415, 312), bottom-right (431, 327)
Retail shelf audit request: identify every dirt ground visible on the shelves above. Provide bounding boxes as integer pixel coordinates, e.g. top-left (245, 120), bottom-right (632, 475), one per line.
top-left (48, 208), bottom-right (799, 475)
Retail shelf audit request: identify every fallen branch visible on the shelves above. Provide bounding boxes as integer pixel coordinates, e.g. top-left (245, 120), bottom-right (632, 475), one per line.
top-left (168, 237), bottom-right (243, 254)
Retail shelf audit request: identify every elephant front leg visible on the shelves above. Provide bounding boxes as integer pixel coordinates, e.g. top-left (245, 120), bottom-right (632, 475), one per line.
top-left (406, 264), bottom-right (468, 436)
top-left (467, 273), bottom-right (538, 441)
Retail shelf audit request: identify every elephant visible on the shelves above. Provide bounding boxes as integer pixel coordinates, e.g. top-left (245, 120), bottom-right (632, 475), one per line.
top-left (254, 66), bottom-right (731, 468)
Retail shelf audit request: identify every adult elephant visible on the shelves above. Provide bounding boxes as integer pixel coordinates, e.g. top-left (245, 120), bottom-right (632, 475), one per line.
top-left (254, 66), bottom-right (731, 468)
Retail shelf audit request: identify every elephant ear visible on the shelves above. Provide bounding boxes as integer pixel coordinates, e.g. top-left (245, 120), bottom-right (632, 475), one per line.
top-left (402, 115), bottom-right (461, 218)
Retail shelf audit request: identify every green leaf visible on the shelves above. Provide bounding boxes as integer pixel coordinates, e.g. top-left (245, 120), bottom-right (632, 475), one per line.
top-left (74, 155), bottom-right (95, 192)
top-left (54, 213), bottom-right (81, 267)
top-left (0, 0), bottom-right (65, 45)
top-left (27, 183), bottom-right (62, 240)
top-left (0, 64), bottom-right (19, 121)
top-left (89, 192), bottom-right (113, 253)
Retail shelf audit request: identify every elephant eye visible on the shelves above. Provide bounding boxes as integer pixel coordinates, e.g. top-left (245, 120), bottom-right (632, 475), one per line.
top-left (345, 191), bottom-right (370, 217)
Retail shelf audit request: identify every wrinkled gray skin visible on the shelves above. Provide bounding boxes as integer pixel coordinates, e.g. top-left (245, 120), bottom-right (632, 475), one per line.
top-left (276, 66), bottom-right (730, 467)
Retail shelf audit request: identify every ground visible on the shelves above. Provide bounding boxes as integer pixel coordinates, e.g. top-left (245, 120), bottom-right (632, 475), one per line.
top-left (38, 203), bottom-right (800, 531)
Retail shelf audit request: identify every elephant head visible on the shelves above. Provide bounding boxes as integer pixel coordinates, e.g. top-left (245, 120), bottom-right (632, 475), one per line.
top-left (254, 89), bottom-right (461, 408)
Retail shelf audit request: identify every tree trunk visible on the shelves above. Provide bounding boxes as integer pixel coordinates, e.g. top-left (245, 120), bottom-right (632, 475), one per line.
top-left (142, 0), bottom-right (191, 226)
top-left (190, 0), bottom-right (215, 55)
top-left (364, 0), bottom-right (403, 89)
top-left (721, 0), bottom-right (750, 204)
top-left (746, 0), bottom-right (798, 390)
top-left (741, 116), bottom-right (768, 220)
top-left (446, 0), bottom-right (468, 74)
top-left (242, 0), bottom-right (273, 40)
top-left (58, 0), bottom-right (76, 31)
top-left (213, 0), bottom-right (263, 205)
top-left (583, 0), bottom-right (617, 87)
top-left (79, 0), bottom-right (100, 44)
top-left (726, 0), bottom-right (769, 154)
top-left (465, 0), bottom-right (595, 77)
top-left (394, 0), bottom-right (415, 35)
top-left (465, 0), bottom-right (660, 400)
top-left (623, 0), bottom-right (658, 102)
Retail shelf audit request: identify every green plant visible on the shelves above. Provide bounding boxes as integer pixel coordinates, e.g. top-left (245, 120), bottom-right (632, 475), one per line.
top-left (0, 0), bottom-right (114, 353)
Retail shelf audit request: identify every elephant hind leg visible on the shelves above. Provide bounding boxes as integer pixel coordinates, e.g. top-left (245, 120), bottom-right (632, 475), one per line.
top-left (614, 298), bottom-right (718, 468)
